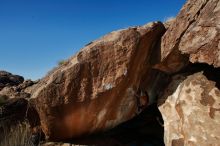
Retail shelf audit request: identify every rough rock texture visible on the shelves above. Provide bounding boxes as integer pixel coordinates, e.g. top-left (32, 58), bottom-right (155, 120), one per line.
top-left (0, 71), bottom-right (39, 144)
top-left (0, 71), bottom-right (24, 90)
top-left (0, 71), bottom-right (36, 101)
top-left (159, 72), bottom-right (220, 146)
top-left (1, 0), bottom-right (219, 145)
top-left (0, 98), bottom-right (28, 142)
top-left (0, 86), bottom-right (30, 99)
top-left (0, 79), bottom-right (36, 101)
top-left (0, 98), bottom-right (30, 128)
top-left (30, 22), bottom-right (165, 140)
top-left (157, 74), bottom-right (186, 106)
top-left (161, 0), bottom-right (220, 68)
top-left (163, 17), bottom-right (176, 29)
top-left (68, 103), bottom-right (164, 146)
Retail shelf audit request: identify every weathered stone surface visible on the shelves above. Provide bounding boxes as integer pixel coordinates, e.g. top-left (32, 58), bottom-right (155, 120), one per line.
top-left (0, 71), bottom-right (36, 104)
top-left (0, 98), bottom-right (28, 121)
top-left (0, 86), bottom-right (31, 99)
top-left (157, 74), bottom-right (186, 106)
top-left (17, 80), bottom-right (35, 91)
top-left (41, 103), bottom-right (164, 146)
top-left (159, 72), bottom-right (220, 146)
top-left (0, 71), bottom-right (24, 90)
top-left (161, 0), bottom-right (220, 68)
top-left (0, 79), bottom-right (36, 101)
top-left (163, 17), bottom-right (176, 29)
top-left (30, 22), bottom-right (165, 140)
top-left (153, 48), bottom-right (189, 74)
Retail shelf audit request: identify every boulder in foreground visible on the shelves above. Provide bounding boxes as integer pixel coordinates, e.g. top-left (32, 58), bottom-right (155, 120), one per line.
top-left (159, 72), bottom-right (220, 146)
top-left (31, 22), bottom-right (165, 140)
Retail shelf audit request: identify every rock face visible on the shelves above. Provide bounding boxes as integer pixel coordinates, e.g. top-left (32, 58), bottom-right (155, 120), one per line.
top-left (159, 72), bottom-right (220, 146)
top-left (0, 98), bottom-right (28, 122)
top-left (161, 0), bottom-right (220, 68)
top-left (30, 22), bottom-right (165, 140)
top-left (41, 103), bottom-right (164, 146)
top-left (0, 79), bottom-right (35, 101)
top-left (0, 71), bottom-right (24, 90)
top-left (0, 71), bottom-right (36, 104)
top-left (158, 0), bottom-right (220, 145)
top-left (0, 72), bottom-right (39, 145)
top-left (1, 0), bottom-right (219, 145)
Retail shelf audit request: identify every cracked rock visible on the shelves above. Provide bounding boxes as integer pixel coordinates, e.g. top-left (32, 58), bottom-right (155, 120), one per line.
top-left (30, 22), bottom-right (166, 141)
top-left (159, 72), bottom-right (220, 146)
top-left (161, 0), bottom-right (220, 68)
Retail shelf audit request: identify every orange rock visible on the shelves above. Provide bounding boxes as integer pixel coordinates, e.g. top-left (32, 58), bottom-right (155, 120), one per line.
top-left (30, 22), bottom-right (165, 140)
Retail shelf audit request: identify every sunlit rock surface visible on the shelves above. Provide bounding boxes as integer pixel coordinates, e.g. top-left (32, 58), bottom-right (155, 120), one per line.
top-left (159, 0), bottom-right (220, 74)
top-left (30, 22), bottom-right (165, 140)
top-left (159, 72), bottom-right (220, 146)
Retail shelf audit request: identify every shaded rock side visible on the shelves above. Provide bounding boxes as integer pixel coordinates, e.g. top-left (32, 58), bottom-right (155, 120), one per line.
top-left (0, 79), bottom-right (36, 101)
top-left (0, 71), bottom-right (36, 104)
top-left (159, 72), bottom-right (220, 146)
top-left (0, 71), bottom-right (24, 90)
top-left (30, 22), bottom-right (165, 140)
top-left (161, 0), bottom-right (220, 68)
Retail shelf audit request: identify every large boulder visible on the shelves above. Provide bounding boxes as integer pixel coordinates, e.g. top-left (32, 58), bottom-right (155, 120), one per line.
top-left (161, 0), bottom-right (220, 70)
top-left (159, 72), bottom-right (220, 146)
top-left (30, 22), bottom-right (165, 140)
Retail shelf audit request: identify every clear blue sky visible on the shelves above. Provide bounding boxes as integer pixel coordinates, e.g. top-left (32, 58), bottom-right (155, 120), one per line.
top-left (0, 0), bottom-right (186, 80)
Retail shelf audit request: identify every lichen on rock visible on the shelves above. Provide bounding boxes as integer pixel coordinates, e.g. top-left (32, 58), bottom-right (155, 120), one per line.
top-left (159, 72), bottom-right (220, 146)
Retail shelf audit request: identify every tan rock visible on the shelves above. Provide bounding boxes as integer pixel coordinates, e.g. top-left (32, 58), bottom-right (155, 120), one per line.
top-left (0, 86), bottom-right (30, 99)
top-left (159, 72), bottom-right (220, 146)
top-left (30, 22), bottom-right (165, 140)
top-left (0, 79), bottom-right (35, 100)
top-left (161, 0), bottom-right (220, 68)
top-left (0, 71), bottom-right (36, 101)
top-left (179, 0), bottom-right (220, 67)
top-left (163, 17), bottom-right (176, 29)
top-left (0, 71), bottom-right (24, 90)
